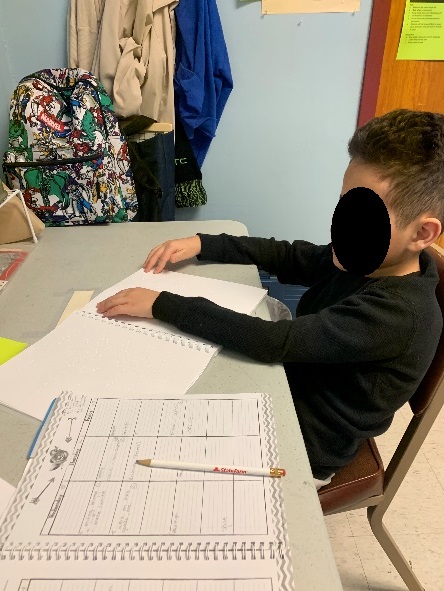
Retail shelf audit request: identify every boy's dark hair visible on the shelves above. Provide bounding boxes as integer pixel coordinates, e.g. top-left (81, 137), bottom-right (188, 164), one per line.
top-left (348, 109), bottom-right (444, 231)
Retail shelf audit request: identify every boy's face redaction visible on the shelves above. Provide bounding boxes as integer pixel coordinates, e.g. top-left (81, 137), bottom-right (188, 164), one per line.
top-left (331, 160), bottom-right (422, 277)
top-left (331, 186), bottom-right (391, 275)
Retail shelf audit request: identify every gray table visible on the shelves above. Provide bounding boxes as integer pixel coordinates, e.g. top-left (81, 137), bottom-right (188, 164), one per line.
top-left (0, 221), bottom-right (342, 590)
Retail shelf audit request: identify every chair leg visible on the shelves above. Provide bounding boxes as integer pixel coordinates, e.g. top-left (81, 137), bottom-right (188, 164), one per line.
top-left (368, 505), bottom-right (425, 591)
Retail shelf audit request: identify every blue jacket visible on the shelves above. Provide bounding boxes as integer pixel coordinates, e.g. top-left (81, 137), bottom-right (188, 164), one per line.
top-left (174, 0), bottom-right (233, 167)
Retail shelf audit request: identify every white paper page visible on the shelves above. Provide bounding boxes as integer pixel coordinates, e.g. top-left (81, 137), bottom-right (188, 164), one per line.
top-left (0, 557), bottom-right (282, 591)
top-left (0, 477), bottom-right (15, 524)
top-left (84, 269), bottom-right (266, 327)
top-left (0, 312), bottom-right (216, 420)
top-left (0, 270), bottom-right (265, 421)
top-left (1, 393), bottom-right (285, 552)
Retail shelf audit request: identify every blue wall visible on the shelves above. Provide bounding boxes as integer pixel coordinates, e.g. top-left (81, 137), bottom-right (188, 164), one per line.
top-left (0, 0), bottom-right (372, 244)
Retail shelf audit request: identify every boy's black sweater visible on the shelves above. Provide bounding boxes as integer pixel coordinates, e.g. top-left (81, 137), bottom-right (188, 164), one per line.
top-left (152, 234), bottom-right (442, 479)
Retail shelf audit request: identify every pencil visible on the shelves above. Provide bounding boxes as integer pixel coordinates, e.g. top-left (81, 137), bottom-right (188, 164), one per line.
top-left (135, 458), bottom-right (286, 478)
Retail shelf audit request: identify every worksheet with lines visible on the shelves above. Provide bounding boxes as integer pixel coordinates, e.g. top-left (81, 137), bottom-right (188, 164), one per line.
top-left (47, 397), bottom-right (268, 539)
top-left (0, 557), bottom-right (278, 591)
top-left (2, 579), bottom-right (274, 591)
top-left (0, 392), bottom-right (294, 591)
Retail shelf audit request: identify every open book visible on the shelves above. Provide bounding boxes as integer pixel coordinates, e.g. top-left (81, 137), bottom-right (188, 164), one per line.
top-left (0, 392), bottom-right (294, 590)
top-left (0, 269), bottom-right (266, 420)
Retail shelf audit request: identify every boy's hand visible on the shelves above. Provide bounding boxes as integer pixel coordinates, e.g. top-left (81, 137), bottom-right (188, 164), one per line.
top-left (144, 236), bottom-right (201, 273)
top-left (96, 288), bottom-right (160, 319)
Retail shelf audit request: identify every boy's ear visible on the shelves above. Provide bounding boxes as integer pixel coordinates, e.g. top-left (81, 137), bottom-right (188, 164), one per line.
top-left (414, 217), bottom-right (442, 250)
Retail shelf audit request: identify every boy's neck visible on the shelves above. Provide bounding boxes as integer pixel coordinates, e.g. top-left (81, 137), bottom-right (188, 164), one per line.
top-left (366, 256), bottom-right (421, 278)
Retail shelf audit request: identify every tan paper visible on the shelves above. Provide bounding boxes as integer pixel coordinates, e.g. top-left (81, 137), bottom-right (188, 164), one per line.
top-left (57, 291), bottom-right (95, 325)
top-left (262, 0), bottom-right (360, 15)
top-left (0, 186), bottom-right (44, 244)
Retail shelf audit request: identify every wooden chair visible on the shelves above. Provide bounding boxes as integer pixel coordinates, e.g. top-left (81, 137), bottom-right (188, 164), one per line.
top-left (435, 234), bottom-right (444, 250)
top-left (318, 243), bottom-right (444, 591)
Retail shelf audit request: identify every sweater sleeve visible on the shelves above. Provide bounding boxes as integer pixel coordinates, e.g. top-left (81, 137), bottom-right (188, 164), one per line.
top-left (198, 233), bottom-right (330, 287)
top-left (152, 286), bottom-right (415, 364)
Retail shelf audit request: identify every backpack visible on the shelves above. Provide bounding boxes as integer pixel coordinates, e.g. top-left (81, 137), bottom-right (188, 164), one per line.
top-left (2, 68), bottom-right (137, 226)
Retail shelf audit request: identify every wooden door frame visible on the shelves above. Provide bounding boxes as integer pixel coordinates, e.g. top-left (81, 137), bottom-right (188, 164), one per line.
top-left (357, 0), bottom-right (444, 247)
top-left (357, 0), bottom-right (392, 128)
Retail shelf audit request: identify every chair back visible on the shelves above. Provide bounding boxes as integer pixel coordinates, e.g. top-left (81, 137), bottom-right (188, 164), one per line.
top-left (409, 245), bottom-right (444, 416)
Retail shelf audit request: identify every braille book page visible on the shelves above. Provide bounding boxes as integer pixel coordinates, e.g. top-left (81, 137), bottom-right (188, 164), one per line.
top-left (0, 270), bottom-right (266, 421)
top-left (0, 392), bottom-right (294, 590)
top-left (0, 311), bottom-right (217, 420)
top-left (83, 268), bottom-right (266, 329)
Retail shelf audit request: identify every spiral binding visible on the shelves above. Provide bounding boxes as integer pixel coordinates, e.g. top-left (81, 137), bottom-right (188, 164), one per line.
top-left (0, 540), bottom-right (284, 561)
top-left (80, 311), bottom-right (215, 354)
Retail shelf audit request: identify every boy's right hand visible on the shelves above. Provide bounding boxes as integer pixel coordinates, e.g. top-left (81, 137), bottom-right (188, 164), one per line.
top-left (143, 235), bottom-right (202, 273)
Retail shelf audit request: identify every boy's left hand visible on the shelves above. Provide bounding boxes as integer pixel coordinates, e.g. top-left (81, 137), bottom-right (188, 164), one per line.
top-left (96, 288), bottom-right (160, 319)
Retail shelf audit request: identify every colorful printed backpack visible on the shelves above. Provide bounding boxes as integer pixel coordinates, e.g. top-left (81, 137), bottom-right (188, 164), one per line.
top-left (2, 69), bottom-right (137, 226)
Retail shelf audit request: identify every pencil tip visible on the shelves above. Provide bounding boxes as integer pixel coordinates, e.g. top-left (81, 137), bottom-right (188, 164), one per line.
top-left (135, 458), bottom-right (152, 467)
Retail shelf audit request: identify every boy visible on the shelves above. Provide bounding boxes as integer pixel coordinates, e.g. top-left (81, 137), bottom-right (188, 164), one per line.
top-left (97, 109), bottom-right (444, 488)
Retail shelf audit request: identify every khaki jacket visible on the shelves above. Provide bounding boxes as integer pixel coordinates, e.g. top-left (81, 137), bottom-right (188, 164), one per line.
top-left (68, 0), bottom-right (177, 124)
top-left (68, 0), bottom-right (105, 73)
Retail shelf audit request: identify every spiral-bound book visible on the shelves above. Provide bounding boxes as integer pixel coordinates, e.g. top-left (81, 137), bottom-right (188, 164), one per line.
top-left (0, 269), bottom-right (266, 420)
top-left (0, 391), bottom-right (295, 590)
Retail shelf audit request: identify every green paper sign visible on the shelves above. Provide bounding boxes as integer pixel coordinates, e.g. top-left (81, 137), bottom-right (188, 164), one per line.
top-left (397, 0), bottom-right (444, 60)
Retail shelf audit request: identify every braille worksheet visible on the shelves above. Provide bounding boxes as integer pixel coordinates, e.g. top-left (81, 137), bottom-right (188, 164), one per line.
top-left (0, 392), bottom-right (294, 590)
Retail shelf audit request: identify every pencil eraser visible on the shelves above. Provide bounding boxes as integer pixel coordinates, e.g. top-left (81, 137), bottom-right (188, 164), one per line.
top-left (282, 469), bottom-right (286, 476)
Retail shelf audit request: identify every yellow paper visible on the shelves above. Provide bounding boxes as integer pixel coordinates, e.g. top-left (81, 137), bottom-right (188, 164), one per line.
top-left (397, 0), bottom-right (444, 60)
top-left (0, 337), bottom-right (27, 365)
top-left (262, 0), bottom-right (360, 14)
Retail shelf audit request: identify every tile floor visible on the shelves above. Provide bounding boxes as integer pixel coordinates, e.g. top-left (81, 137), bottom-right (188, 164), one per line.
top-left (325, 404), bottom-right (444, 591)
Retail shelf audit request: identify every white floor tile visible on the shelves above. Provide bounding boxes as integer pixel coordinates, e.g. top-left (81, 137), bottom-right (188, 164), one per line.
top-left (394, 533), bottom-right (444, 591)
top-left (324, 511), bottom-right (353, 538)
top-left (353, 535), bottom-right (406, 591)
top-left (421, 443), bottom-right (444, 491)
top-left (329, 536), bottom-right (370, 591)
top-left (346, 508), bottom-right (373, 538)
top-left (383, 451), bottom-right (444, 536)
top-left (353, 533), bottom-right (444, 591)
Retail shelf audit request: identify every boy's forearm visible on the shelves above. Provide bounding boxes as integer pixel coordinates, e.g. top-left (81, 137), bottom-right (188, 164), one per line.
top-left (198, 233), bottom-right (329, 286)
top-left (152, 286), bottom-right (413, 366)
top-left (198, 233), bottom-right (282, 268)
top-left (152, 290), bottom-right (288, 362)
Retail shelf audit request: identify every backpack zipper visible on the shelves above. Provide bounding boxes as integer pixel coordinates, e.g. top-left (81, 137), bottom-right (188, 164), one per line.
top-left (3, 153), bottom-right (102, 168)
top-left (26, 74), bottom-right (110, 139)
